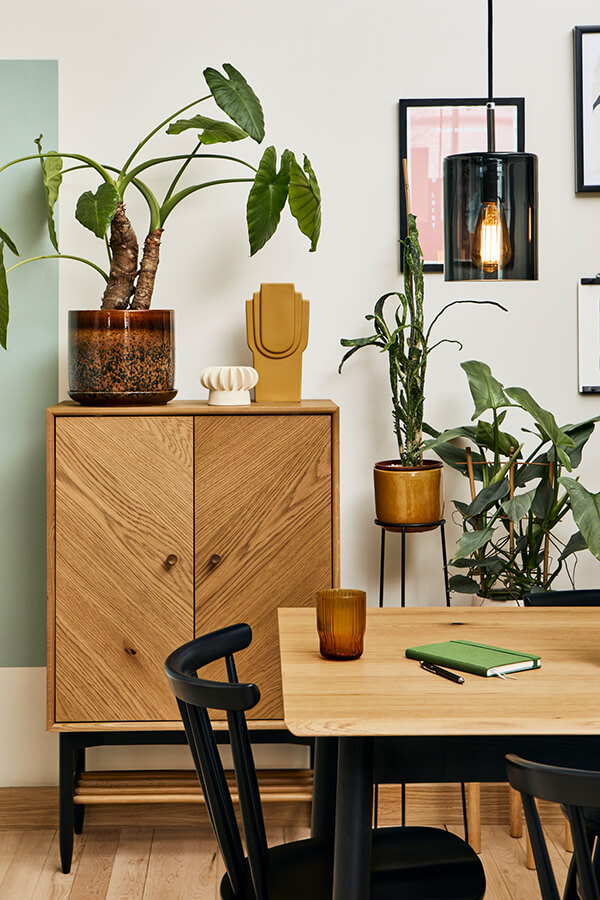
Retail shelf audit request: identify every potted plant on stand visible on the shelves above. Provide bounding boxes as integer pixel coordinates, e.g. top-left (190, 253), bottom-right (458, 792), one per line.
top-left (0, 63), bottom-right (321, 404)
top-left (339, 214), bottom-right (504, 530)
top-left (424, 360), bottom-right (600, 600)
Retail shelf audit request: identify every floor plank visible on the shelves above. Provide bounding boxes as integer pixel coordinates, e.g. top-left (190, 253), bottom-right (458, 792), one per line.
top-left (0, 830), bottom-right (55, 900)
top-left (30, 830), bottom-right (86, 900)
top-left (142, 826), bottom-right (220, 900)
top-left (486, 824), bottom-right (547, 900)
top-left (68, 827), bottom-right (120, 900)
top-left (105, 827), bottom-right (153, 900)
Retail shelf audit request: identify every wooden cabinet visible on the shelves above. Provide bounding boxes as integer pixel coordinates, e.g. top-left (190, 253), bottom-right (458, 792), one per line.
top-left (47, 401), bottom-right (339, 731)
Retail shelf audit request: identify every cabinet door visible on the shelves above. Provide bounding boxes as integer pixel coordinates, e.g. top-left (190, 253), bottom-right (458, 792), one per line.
top-left (195, 414), bottom-right (333, 719)
top-left (54, 416), bottom-right (194, 723)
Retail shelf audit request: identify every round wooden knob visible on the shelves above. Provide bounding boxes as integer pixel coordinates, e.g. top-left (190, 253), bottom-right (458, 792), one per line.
top-left (209, 553), bottom-right (222, 569)
top-left (165, 554), bottom-right (178, 568)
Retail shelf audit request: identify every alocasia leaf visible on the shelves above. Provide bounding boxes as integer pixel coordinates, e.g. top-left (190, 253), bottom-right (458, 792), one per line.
top-left (461, 360), bottom-right (511, 418)
top-left (34, 137), bottom-right (62, 251)
top-left (451, 525), bottom-right (496, 562)
top-left (0, 243), bottom-right (9, 350)
top-left (288, 153), bottom-right (321, 252)
top-left (501, 489), bottom-right (535, 524)
top-left (448, 574), bottom-right (480, 594)
top-left (246, 146), bottom-right (292, 256)
top-left (559, 477), bottom-right (600, 560)
top-left (167, 114), bottom-right (249, 144)
top-left (506, 386), bottom-right (575, 457)
top-left (75, 183), bottom-right (119, 238)
top-left (203, 64), bottom-right (265, 142)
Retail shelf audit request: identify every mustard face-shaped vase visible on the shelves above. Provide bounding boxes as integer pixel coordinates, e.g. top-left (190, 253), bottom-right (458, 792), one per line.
top-left (246, 283), bottom-right (309, 401)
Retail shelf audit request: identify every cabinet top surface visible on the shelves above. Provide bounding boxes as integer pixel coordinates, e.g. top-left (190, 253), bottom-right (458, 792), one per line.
top-left (48, 399), bottom-right (338, 416)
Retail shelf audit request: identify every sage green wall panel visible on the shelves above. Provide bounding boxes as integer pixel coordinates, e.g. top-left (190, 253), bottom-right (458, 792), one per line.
top-left (0, 60), bottom-right (58, 666)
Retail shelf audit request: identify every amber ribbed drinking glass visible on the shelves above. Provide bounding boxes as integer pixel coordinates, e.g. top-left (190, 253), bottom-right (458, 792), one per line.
top-left (316, 589), bottom-right (367, 660)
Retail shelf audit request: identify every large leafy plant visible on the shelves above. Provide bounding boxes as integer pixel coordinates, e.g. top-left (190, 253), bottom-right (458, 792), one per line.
top-left (0, 63), bottom-right (321, 348)
top-left (339, 215), bottom-right (504, 466)
top-left (425, 360), bottom-right (600, 600)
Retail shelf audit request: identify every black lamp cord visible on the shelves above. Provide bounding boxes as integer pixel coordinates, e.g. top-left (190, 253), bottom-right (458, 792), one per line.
top-left (486, 0), bottom-right (496, 152)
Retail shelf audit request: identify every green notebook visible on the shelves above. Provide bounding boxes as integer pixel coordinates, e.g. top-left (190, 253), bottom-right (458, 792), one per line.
top-left (405, 640), bottom-right (541, 677)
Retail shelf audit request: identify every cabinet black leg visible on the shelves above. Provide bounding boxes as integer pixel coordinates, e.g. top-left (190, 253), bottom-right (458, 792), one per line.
top-left (74, 747), bottom-right (86, 834)
top-left (59, 734), bottom-right (75, 873)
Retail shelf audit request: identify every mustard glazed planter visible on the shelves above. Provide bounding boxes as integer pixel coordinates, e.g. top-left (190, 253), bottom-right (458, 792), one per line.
top-left (373, 459), bottom-right (444, 532)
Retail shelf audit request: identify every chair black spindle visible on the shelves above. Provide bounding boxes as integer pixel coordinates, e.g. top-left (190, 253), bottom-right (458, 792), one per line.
top-left (179, 699), bottom-right (248, 896)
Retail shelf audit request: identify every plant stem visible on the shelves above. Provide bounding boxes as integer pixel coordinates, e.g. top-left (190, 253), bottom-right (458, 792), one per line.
top-left (120, 95), bottom-right (211, 175)
top-left (163, 140), bottom-right (203, 205)
top-left (0, 153), bottom-right (115, 185)
top-left (160, 178), bottom-right (253, 225)
top-left (7, 254), bottom-right (108, 281)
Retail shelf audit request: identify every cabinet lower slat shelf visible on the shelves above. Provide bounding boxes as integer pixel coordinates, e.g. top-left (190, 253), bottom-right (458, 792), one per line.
top-left (74, 769), bottom-right (314, 806)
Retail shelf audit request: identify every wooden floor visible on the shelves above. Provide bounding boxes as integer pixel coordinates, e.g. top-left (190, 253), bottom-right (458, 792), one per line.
top-left (0, 821), bottom-right (572, 899)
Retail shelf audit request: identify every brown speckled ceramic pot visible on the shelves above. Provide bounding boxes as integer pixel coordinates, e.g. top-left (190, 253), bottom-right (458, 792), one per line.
top-left (68, 310), bottom-right (176, 406)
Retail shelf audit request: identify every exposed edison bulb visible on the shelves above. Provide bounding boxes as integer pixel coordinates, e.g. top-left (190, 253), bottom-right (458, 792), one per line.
top-left (471, 201), bottom-right (512, 273)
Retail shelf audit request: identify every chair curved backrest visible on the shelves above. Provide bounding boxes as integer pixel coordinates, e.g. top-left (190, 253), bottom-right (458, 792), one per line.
top-left (506, 754), bottom-right (600, 900)
top-left (523, 589), bottom-right (600, 607)
top-left (165, 623), bottom-right (268, 900)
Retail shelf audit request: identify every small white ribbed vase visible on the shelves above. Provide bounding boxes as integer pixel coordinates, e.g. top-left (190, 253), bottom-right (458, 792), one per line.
top-left (200, 366), bottom-right (259, 405)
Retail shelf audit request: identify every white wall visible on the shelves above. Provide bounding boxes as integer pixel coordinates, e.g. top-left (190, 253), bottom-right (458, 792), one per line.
top-left (4, 0), bottom-right (600, 783)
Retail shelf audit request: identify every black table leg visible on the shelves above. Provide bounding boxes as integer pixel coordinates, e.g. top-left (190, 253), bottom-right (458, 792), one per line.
top-left (333, 737), bottom-right (373, 900)
top-left (311, 737), bottom-right (338, 840)
top-left (59, 734), bottom-right (75, 873)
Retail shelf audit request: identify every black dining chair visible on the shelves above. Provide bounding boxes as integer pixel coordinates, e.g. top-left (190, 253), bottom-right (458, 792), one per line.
top-left (523, 589), bottom-right (600, 607)
top-left (524, 588), bottom-right (600, 848)
top-left (506, 754), bottom-right (600, 900)
top-left (165, 623), bottom-right (486, 900)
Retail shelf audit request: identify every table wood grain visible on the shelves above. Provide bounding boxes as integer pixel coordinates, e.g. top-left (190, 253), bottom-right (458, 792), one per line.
top-left (278, 607), bottom-right (600, 737)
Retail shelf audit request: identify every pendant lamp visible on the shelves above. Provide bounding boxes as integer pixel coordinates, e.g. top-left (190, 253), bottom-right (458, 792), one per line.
top-left (443, 0), bottom-right (538, 281)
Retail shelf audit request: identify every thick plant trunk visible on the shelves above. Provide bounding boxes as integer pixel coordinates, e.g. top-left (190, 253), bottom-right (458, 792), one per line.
top-left (101, 203), bottom-right (139, 310)
top-left (129, 228), bottom-right (163, 310)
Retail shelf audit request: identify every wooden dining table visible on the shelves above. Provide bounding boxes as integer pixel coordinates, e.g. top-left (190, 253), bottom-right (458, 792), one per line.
top-left (278, 606), bottom-right (600, 900)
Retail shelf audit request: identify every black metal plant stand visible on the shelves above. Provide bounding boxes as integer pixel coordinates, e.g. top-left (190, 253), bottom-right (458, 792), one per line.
top-left (372, 518), bottom-right (468, 841)
top-left (375, 518), bottom-right (451, 609)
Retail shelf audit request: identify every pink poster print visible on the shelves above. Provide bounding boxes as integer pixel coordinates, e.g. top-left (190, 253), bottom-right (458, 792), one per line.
top-left (400, 100), bottom-right (523, 269)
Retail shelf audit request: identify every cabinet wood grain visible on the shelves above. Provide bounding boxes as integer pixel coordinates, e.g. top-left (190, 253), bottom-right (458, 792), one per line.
top-left (195, 414), bottom-right (334, 719)
top-left (54, 416), bottom-right (194, 723)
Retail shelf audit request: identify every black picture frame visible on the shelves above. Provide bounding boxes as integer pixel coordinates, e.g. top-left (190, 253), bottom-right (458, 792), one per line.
top-left (573, 26), bottom-right (600, 193)
top-left (399, 97), bottom-right (525, 272)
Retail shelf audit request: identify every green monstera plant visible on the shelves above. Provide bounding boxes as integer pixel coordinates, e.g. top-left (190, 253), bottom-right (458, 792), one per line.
top-left (424, 360), bottom-right (600, 601)
top-left (0, 63), bottom-right (321, 348)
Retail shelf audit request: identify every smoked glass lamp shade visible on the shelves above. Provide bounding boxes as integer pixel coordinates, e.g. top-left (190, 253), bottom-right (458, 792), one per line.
top-left (443, 152), bottom-right (538, 281)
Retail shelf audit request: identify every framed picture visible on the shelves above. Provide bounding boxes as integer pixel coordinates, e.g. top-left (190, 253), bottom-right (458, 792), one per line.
top-left (578, 278), bottom-right (600, 392)
top-left (573, 26), bottom-right (600, 192)
top-left (399, 98), bottom-right (525, 272)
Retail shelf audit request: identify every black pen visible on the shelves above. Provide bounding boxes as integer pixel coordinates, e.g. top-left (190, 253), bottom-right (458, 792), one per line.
top-left (419, 660), bottom-right (465, 684)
